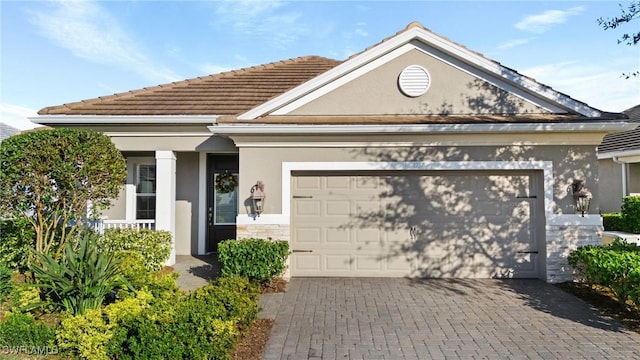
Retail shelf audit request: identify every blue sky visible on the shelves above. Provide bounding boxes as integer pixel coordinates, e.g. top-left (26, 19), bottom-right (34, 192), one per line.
top-left (1, 0), bottom-right (639, 129)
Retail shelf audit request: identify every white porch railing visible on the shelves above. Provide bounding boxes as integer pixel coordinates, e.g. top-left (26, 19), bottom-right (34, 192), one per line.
top-left (94, 219), bottom-right (155, 235)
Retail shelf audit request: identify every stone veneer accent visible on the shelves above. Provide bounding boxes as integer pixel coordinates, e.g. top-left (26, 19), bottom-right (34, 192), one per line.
top-left (545, 224), bottom-right (603, 283)
top-left (236, 224), bottom-right (290, 242)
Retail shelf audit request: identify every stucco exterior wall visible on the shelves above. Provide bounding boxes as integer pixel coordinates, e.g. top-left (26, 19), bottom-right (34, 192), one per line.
top-left (238, 144), bottom-right (600, 217)
top-left (630, 163), bottom-right (640, 194)
top-left (598, 158), bottom-right (624, 213)
top-left (101, 186), bottom-right (126, 220)
top-left (175, 152), bottom-right (200, 255)
top-left (289, 48), bottom-right (546, 116)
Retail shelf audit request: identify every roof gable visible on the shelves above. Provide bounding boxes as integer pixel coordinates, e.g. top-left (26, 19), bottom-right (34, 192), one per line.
top-left (238, 22), bottom-right (603, 120)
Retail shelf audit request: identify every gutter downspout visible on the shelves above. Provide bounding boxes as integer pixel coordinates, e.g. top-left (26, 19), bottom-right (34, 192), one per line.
top-left (613, 156), bottom-right (628, 198)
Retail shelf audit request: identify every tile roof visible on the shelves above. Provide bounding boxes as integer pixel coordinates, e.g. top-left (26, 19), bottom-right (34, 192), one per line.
top-left (38, 56), bottom-right (342, 116)
top-left (0, 122), bottom-right (19, 142)
top-left (599, 104), bottom-right (640, 154)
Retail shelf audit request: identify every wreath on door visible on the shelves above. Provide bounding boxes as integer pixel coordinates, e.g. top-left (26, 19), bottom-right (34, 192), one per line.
top-left (215, 171), bottom-right (237, 193)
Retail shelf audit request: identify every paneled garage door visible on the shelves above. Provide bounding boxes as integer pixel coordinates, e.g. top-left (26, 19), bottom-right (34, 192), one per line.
top-left (290, 171), bottom-right (541, 278)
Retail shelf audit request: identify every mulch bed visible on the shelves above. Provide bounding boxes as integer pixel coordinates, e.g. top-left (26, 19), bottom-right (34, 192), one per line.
top-left (556, 282), bottom-right (640, 333)
top-left (231, 278), bottom-right (287, 359)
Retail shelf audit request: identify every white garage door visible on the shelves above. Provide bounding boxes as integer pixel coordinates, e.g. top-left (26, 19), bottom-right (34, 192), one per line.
top-left (290, 171), bottom-right (540, 278)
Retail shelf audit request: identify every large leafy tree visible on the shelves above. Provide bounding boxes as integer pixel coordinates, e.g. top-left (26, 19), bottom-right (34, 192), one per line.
top-left (0, 128), bottom-right (126, 259)
top-left (598, 1), bottom-right (640, 78)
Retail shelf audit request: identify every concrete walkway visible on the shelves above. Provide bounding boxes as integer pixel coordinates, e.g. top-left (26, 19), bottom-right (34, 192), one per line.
top-left (173, 255), bottom-right (219, 291)
top-left (262, 278), bottom-right (640, 360)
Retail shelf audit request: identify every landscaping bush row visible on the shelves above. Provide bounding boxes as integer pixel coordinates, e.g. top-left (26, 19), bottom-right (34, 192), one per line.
top-left (0, 234), bottom-right (287, 359)
top-left (568, 239), bottom-right (640, 308)
top-left (602, 195), bottom-right (640, 234)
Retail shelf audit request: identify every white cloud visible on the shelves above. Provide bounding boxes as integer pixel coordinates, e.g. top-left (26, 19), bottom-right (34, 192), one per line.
top-left (0, 103), bottom-right (39, 130)
top-left (29, 0), bottom-right (180, 83)
top-left (521, 62), bottom-right (640, 112)
top-left (497, 38), bottom-right (534, 50)
top-left (515, 7), bottom-right (584, 33)
top-left (213, 0), bottom-right (306, 49)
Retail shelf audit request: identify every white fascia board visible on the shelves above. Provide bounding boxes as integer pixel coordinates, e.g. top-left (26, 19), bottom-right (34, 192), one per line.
top-left (31, 115), bottom-right (219, 125)
top-left (598, 149), bottom-right (640, 160)
top-left (209, 122), bottom-right (634, 135)
top-left (238, 27), bottom-right (602, 120)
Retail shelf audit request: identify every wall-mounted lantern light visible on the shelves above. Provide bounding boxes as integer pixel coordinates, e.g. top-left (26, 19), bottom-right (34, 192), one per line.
top-left (250, 181), bottom-right (266, 217)
top-left (571, 180), bottom-right (592, 217)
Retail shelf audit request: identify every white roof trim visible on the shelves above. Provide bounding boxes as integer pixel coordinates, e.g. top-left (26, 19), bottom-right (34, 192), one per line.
top-left (238, 26), bottom-right (602, 120)
top-left (32, 115), bottom-right (219, 125)
top-left (598, 148), bottom-right (640, 159)
top-left (210, 121), bottom-right (633, 135)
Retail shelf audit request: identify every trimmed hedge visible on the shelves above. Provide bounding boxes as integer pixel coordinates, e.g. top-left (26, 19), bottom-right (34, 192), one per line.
top-left (218, 238), bottom-right (289, 284)
top-left (621, 196), bottom-right (640, 234)
top-left (102, 276), bottom-right (257, 360)
top-left (568, 239), bottom-right (640, 308)
top-left (0, 312), bottom-right (57, 348)
top-left (98, 229), bottom-right (172, 271)
top-left (602, 212), bottom-right (624, 232)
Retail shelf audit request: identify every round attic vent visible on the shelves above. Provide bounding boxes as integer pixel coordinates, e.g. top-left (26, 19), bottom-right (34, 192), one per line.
top-left (398, 65), bottom-right (431, 97)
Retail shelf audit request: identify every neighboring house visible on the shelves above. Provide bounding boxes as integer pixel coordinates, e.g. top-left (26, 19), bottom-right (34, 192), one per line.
top-left (0, 122), bottom-right (19, 142)
top-left (33, 22), bottom-right (633, 283)
top-left (598, 104), bottom-right (640, 213)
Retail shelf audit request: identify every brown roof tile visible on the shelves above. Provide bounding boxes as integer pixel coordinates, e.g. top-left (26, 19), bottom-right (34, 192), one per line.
top-left (38, 56), bottom-right (342, 116)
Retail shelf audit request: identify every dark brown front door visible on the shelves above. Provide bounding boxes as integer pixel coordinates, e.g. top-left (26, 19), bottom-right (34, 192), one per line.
top-left (207, 154), bottom-right (239, 253)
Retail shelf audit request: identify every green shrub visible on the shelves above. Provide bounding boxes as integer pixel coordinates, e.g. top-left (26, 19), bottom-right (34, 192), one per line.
top-left (218, 238), bottom-right (289, 284)
top-left (0, 217), bottom-right (36, 271)
top-left (56, 309), bottom-right (113, 360)
top-left (568, 239), bottom-right (640, 308)
top-left (30, 231), bottom-right (129, 315)
top-left (0, 312), bottom-right (57, 347)
top-left (99, 229), bottom-right (172, 271)
top-left (9, 284), bottom-right (42, 312)
top-left (621, 195), bottom-right (640, 234)
top-left (602, 212), bottom-right (624, 232)
top-left (106, 292), bottom-right (241, 360)
top-left (188, 276), bottom-right (259, 328)
top-left (116, 251), bottom-right (181, 300)
top-left (104, 277), bottom-right (257, 360)
top-left (0, 262), bottom-right (12, 300)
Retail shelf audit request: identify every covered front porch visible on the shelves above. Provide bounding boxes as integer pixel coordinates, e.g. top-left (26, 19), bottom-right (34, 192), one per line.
top-left (98, 150), bottom-right (240, 266)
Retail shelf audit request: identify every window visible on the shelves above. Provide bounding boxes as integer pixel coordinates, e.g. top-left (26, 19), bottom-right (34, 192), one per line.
top-left (136, 164), bottom-right (156, 219)
top-left (214, 172), bottom-right (238, 224)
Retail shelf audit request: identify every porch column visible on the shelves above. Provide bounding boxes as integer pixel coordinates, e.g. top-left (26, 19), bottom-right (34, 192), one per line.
top-left (155, 151), bottom-right (176, 266)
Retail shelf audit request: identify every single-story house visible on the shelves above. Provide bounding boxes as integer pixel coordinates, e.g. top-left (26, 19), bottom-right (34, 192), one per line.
top-left (33, 22), bottom-right (634, 283)
top-left (598, 104), bottom-right (640, 213)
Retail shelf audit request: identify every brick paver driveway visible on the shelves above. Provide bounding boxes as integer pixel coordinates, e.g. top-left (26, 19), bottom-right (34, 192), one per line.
top-left (262, 278), bottom-right (640, 359)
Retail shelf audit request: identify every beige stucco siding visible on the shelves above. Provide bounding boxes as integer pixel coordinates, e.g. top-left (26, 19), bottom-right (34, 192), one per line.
top-left (111, 136), bottom-right (236, 152)
top-left (175, 152), bottom-right (200, 255)
top-left (598, 158), bottom-right (624, 213)
top-left (101, 186), bottom-right (126, 220)
top-left (239, 144), bottom-right (599, 216)
top-left (288, 48), bottom-right (546, 116)
top-left (630, 163), bottom-right (640, 194)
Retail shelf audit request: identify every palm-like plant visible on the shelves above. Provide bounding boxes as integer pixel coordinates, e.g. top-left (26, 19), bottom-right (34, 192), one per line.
top-left (30, 230), bottom-right (128, 315)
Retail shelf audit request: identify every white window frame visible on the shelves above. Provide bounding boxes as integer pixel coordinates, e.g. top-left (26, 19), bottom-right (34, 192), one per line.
top-left (125, 157), bottom-right (156, 221)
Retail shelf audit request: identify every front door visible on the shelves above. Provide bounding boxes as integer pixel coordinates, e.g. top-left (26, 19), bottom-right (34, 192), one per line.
top-left (207, 154), bottom-right (239, 253)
